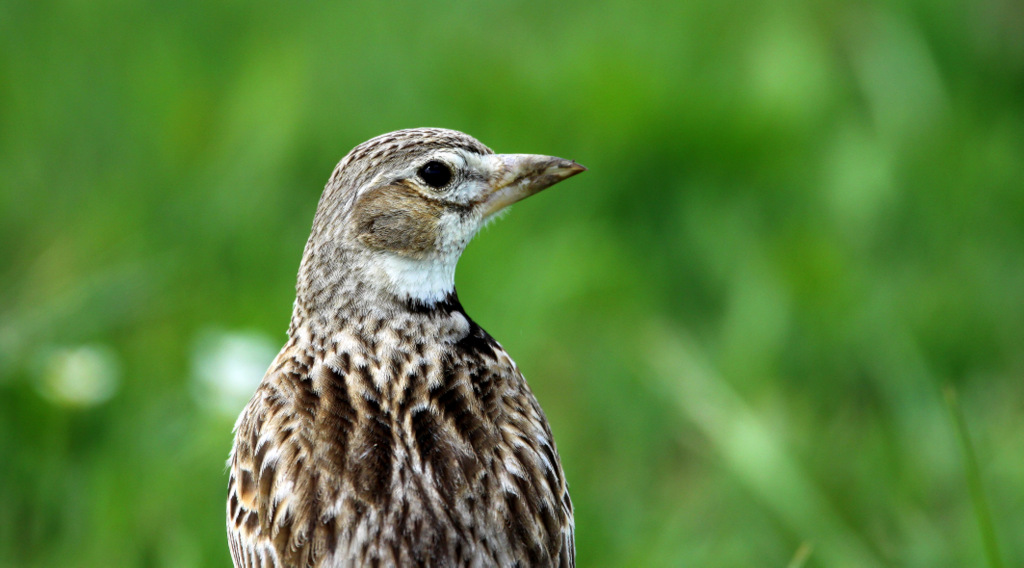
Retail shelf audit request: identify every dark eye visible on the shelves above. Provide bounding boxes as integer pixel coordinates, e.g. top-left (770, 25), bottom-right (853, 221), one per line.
top-left (417, 160), bottom-right (453, 189)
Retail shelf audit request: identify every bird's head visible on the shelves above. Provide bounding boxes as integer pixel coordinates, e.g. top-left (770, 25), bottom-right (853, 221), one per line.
top-left (298, 128), bottom-right (585, 310)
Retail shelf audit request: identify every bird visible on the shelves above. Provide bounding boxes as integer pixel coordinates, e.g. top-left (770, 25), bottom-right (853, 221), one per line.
top-left (226, 128), bottom-right (585, 567)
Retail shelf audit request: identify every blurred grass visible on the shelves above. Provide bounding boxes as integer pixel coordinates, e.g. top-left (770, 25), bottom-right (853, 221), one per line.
top-left (944, 385), bottom-right (1005, 568)
top-left (2, 0), bottom-right (1023, 566)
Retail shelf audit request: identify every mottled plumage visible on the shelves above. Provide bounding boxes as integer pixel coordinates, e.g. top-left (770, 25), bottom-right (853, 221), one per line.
top-left (227, 128), bottom-right (584, 567)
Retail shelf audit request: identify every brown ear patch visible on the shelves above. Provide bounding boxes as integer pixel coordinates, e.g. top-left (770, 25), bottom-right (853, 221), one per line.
top-left (353, 185), bottom-right (442, 256)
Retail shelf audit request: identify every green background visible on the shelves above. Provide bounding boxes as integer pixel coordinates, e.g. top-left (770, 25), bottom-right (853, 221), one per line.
top-left (2, 1), bottom-right (1022, 566)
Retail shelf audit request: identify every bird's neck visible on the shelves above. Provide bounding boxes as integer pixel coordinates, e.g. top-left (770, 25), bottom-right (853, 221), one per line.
top-left (292, 245), bottom-right (466, 337)
top-left (373, 252), bottom-right (458, 305)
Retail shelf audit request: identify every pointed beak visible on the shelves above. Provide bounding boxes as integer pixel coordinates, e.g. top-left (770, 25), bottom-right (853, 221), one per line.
top-left (481, 154), bottom-right (586, 218)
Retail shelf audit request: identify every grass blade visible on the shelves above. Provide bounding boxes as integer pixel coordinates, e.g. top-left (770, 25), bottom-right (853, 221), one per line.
top-left (943, 384), bottom-right (1004, 568)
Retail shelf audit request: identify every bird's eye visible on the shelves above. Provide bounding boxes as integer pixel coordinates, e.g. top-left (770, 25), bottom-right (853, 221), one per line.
top-left (417, 161), bottom-right (453, 189)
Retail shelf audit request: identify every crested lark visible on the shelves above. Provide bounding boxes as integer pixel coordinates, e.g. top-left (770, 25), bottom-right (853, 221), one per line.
top-left (227, 128), bottom-right (584, 567)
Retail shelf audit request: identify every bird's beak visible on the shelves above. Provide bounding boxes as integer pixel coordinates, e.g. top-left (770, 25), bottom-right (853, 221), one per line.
top-left (481, 154), bottom-right (586, 218)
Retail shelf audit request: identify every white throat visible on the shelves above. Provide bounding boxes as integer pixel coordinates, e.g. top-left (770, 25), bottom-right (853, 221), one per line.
top-left (377, 253), bottom-right (458, 305)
